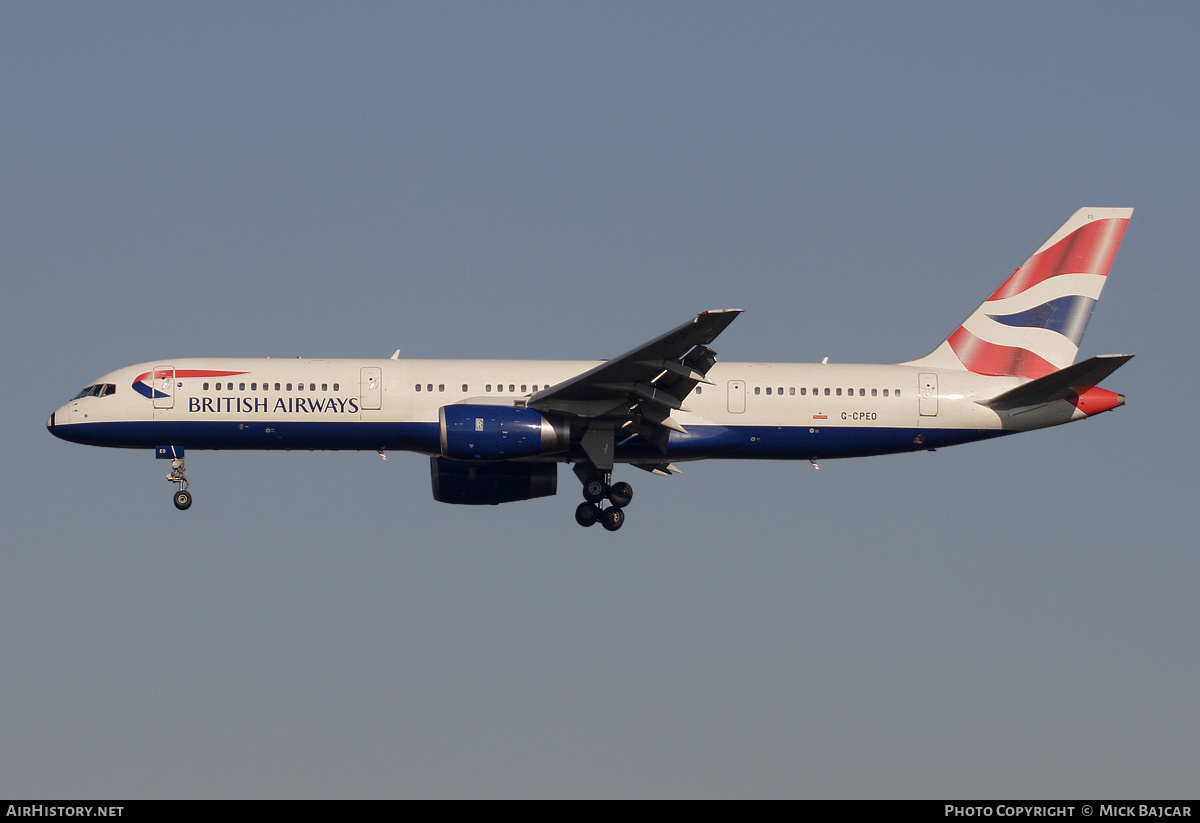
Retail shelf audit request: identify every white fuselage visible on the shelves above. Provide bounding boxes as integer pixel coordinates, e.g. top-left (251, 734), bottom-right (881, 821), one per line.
top-left (48, 356), bottom-right (1089, 463)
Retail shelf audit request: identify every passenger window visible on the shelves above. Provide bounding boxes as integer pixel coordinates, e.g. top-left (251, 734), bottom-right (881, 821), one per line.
top-left (789, 387), bottom-right (795, 395)
top-left (696, 386), bottom-right (702, 394)
top-left (286, 383), bottom-right (292, 391)
top-left (216, 383), bottom-right (221, 391)
top-left (509, 384), bottom-right (515, 393)
top-left (521, 385), bottom-right (527, 393)
top-left (333, 383), bottom-right (339, 391)
top-left (824, 388), bottom-right (830, 396)
top-left (275, 383), bottom-right (281, 391)
top-left (896, 389), bottom-right (901, 397)
top-left (754, 387), bottom-right (761, 395)
top-left (486, 385), bottom-right (492, 392)
top-left (859, 389), bottom-right (865, 396)
top-left (883, 389), bottom-right (889, 397)
top-left (203, 383), bottom-right (209, 390)
top-left (299, 383), bottom-right (305, 391)
top-left (462, 384), bottom-right (468, 392)
top-left (439, 384), bottom-right (444, 392)
top-left (765, 387), bottom-right (771, 395)
top-left (871, 388), bottom-right (877, 396)
top-left (800, 387), bottom-right (806, 396)
top-left (836, 388), bottom-right (842, 396)
top-left (239, 383), bottom-right (246, 391)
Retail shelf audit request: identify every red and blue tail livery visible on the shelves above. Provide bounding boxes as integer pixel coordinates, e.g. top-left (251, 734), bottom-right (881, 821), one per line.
top-left (48, 207), bottom-right (1134, 531)
top-left (913, 208), bottom-right (1132, 379)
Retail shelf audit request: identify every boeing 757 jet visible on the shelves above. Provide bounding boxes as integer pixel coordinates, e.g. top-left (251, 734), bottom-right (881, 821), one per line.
top-left (48, 208), bottom-right (1133, 531)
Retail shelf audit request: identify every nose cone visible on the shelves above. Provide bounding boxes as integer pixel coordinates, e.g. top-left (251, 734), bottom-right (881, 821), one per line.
top-left (47, 405), bottom-right (69, 439)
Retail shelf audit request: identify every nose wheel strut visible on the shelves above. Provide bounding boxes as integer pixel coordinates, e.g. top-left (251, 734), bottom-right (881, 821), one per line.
top-left (167, 456), bottom-right (192, 510)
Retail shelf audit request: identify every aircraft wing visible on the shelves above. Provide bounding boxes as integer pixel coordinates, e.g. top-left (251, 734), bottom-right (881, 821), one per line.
top-left (528, 309), bottom-right (742, 456)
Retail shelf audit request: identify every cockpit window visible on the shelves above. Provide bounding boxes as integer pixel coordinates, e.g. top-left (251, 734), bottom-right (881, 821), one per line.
top-left (72, 384), bottom-right (116, 399)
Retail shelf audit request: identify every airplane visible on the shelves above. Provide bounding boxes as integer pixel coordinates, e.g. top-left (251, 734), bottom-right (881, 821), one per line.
top-left (47, 207), bottom-right (1133, 531)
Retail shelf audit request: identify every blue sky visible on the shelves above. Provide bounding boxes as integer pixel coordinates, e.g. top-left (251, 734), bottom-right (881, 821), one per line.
top-left (2, 2), bottom-right (1197, 798)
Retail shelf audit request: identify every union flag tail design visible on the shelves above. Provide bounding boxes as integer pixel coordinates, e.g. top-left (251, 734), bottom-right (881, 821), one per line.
top-left (908, 208), bottom-right (1132, 378)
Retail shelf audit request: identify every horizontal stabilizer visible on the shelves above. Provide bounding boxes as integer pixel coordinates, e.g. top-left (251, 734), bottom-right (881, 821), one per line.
top-left (984, 354), bottom-right (1133, 409)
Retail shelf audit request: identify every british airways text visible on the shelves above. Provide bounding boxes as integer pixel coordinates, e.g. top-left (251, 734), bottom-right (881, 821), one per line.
top-left (187, 396), bottom-right (362, 414)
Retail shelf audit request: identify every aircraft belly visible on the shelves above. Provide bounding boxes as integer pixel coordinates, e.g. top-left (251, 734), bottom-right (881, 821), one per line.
top-left (634, 424), bottom-right (1008, 461)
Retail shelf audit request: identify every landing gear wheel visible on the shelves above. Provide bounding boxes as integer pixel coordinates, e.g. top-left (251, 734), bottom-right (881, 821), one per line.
top-left (601, 506), bottom-right (625, 531)
top-left (608, 481), bottom-right (633, 508)
top-left (583, 478), bottom-right (607, 504)
top-left (575, 501), bottom-right (600, 527)
top-left (173, 489), bottom-right (193, 510)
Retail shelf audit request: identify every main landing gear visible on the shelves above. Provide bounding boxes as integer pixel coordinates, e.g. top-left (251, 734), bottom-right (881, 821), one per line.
top-left (167, 455), bottom-right (192, 510)
top-left (573, 466), bottom-right (633, 531)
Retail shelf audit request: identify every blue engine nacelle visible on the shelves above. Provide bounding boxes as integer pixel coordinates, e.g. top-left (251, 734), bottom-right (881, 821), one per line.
top-left (429, 457), bottom-right (558, 505)
top-left (439, 404), bottom-right (569, 460)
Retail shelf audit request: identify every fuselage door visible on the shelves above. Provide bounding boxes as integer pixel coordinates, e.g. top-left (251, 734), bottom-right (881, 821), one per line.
top-left (727, 380), bottom-right (746, 414)
top-left (153, 366), bottom-right (175, 410)
top-left (919, 373), bottom-right (938, 417)
top-left (360, 367), bottom-right (382, 410)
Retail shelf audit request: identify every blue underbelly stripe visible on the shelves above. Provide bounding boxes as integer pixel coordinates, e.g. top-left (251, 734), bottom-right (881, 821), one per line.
top-left (53, 420), bottom-right (1006, 460)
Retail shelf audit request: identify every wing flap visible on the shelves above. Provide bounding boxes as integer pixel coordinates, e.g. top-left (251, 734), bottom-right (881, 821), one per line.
top-left (529, 310), bottom-right (741, 407)
top-left (528, 309), bottom-right (742, 453)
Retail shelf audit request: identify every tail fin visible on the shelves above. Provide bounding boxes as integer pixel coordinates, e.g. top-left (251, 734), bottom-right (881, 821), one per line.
top-left (906, 208), bottom-right (1133, 378)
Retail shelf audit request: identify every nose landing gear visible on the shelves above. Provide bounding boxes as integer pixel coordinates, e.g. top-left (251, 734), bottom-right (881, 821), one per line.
top-left (158, 446), bottom-right (192, 510)
top-left (168, 457), bottom-right (191, 510)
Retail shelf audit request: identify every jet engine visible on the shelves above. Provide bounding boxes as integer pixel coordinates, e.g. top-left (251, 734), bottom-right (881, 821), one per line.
top-left (439, 404), bottom-right (568, 460)
top-left (429, 457), bottom-right (558, 505)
